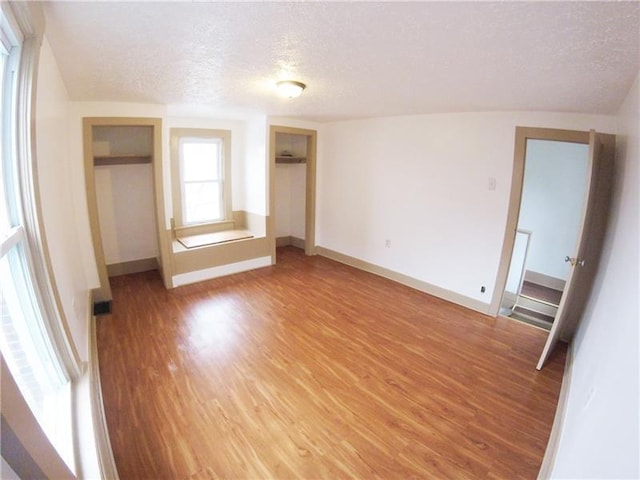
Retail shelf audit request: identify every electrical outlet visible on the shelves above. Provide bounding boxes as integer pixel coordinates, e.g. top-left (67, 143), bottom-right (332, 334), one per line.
top-left (488, 177), bottom-right (496, 190)
top-left (480, 286), bottom-right (486, 293)
top-left (385, 239), bottom-right (391, 248)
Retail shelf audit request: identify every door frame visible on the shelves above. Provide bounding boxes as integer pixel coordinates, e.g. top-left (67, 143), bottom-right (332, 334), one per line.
top-left (489, 126), bottom-right (590, 317)
top-left (82, 117), bottom-right (171, 306)
top-left (536, 130), bottom-right (615, 369)
top-left (268, 125), bottom-right (317, 261)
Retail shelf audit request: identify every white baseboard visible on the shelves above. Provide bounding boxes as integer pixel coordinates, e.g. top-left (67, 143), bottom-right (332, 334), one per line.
top-left (88, 311), bottom-right (120, 479)
top-left (172, 256), bottom-right (272, 287)
top-left (538, 342), bottom-right (574, 479)
top-left (502, 290), bottom-right (517, 308)
top-left (315, 246), bottom-right (491, 315)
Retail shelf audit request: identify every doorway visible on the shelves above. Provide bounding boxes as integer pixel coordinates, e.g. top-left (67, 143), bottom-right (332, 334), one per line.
top-left (491, 126), bottom-right (615, 369)
top-left (269, 126), bottom-right (317, 261)
top-left (499, 139), bottom-right (590, 330)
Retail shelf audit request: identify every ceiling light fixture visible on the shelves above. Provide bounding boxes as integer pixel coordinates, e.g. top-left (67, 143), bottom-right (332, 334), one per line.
top-left (277, 80), bottom-right (306, 98)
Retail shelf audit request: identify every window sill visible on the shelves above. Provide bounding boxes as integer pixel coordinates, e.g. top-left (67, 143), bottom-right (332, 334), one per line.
top-left (174, 229), bottom-right (254, 250)
top-left (173, 219), bottom-right (235, 238)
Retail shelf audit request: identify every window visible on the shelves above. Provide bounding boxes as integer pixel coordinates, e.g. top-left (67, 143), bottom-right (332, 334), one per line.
top-left (0, 3), bottom-right (78, 472)
top-left (171, 128), bottom-right (232, 228)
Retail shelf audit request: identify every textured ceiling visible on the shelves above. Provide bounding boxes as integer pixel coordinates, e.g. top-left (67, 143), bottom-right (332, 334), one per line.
top-left (43, 1), bottom-right (640, 121)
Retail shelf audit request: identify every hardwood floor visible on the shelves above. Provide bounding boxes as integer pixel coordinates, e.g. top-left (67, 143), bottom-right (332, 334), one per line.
top-left (97, 247), bottom-right (567, 479)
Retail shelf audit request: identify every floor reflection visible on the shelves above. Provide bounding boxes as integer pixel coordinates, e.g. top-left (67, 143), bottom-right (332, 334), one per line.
top-left (186, 295), bottom-right (239, 356)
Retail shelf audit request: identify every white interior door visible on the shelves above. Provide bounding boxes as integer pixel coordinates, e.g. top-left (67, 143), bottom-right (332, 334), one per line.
top-left (537, 130), bottom-right (616, 369)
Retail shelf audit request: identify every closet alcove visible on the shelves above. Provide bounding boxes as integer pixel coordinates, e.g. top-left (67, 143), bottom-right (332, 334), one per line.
top-left (269, 125), bottom-right (317, 261)
top-left (84, 118), bottom-right (169, 313)
top-left (274, 132), bottom-right (308, 250)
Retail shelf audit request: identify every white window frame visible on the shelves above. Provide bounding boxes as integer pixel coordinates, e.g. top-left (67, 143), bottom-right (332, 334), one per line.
top-left (0, 1), bottom-right (80, 380)
top-left (170, 128), bottom-right (232, 229)
top-left (0, 1), bottom-right (81, 474)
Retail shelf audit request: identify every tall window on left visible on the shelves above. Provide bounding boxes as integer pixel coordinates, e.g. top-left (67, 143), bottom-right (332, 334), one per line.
top-left (0, 7), bottom-right (75, 472)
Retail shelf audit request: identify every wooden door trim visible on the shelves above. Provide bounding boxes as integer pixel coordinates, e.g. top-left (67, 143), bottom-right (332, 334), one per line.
top-left (489, 127), bottom-right (590, 316)
top-left (268, 125), bottom-right (318, 261)
top-left (536, 131), bottom-right (616, 369)
top-left (83, 117), bottom-right (171, 304)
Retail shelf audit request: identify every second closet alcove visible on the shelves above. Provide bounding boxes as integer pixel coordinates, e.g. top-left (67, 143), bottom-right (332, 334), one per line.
top-left (274, 132), bottom-right (308, 250)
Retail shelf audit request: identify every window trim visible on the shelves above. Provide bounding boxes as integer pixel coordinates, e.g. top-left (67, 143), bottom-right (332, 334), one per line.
top-left (1, 1), bottom-right (82, 476)
top-left (1, 1), bottom-right (81, 380)
top-left (170, 128), bottom-right (232, 229)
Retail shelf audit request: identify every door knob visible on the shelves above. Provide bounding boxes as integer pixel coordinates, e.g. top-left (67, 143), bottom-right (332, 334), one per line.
top-left (565, 256), bottom-right (585, 267)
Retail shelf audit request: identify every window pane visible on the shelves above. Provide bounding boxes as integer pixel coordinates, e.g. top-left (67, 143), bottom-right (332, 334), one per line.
top-left (181, 140), bottom-right (221, 181)
top-left (0, 246), bottom-right (67, 394)
top-left (172, 129), bottom-right (230, 227)
top-left (0, 50), bottom-right (9, 238)
top-left (0, 247), bottom-right (73, 468)
top-left (0, 32), bottom-right (74, 472)
top-left (184, 181), bottom-right (221, 223)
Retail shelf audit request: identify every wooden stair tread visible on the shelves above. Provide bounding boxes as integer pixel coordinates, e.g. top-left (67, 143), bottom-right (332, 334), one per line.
top-left (521, 281), bottom-right (563, 306)
top-left (513, 306), bottom-right (555, 325)
top-left (519, 293), bottom-right (560, 308)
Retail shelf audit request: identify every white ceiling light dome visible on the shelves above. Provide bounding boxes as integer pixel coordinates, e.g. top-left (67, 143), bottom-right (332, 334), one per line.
top-left (277, 80), bottom-right (306, 98)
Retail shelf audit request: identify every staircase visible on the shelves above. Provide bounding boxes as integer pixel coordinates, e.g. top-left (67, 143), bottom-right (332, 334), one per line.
top-left (511, 281), bottom-right (563, 330)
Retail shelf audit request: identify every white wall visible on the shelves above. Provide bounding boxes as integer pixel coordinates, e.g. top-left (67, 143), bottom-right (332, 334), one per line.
top-left (274, 164), bottom-right (306, 239)
top-left (518, 140), bottom-right (589, 281)
top-left (319, 112), bottom-right (616, 307)
top-left (36, 34), bottom-right (102, 480)
top-left (274, 165), bottom-right (292, 237)
top-left (35, 37), bottom-right (90, 361)
top-left (551, 73), bottom-right (639, 478)
top-left (290, 165), bottom-right (306, 239)
top-left (95, 164), bottom-right (159, 264)
top-left (243, 115), bottom-right (268, 216)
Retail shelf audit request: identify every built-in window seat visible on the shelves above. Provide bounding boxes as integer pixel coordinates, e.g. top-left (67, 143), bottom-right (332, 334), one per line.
top-left (176, 229), bottom-right (253, 249)
top-left (171, 210), bottom-right (259, 252)
top-left (169, 211), bottom-right (271, 286)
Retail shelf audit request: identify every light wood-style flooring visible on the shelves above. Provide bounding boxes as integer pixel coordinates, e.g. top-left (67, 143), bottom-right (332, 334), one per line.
top-left (97, 247), bottom-right (566, 479)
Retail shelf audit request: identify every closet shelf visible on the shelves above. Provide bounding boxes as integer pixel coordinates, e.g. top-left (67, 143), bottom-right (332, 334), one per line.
top-left (276, 156), bottom-right (306, 164)
top-left (94, 154), bottom-right (152, 166)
